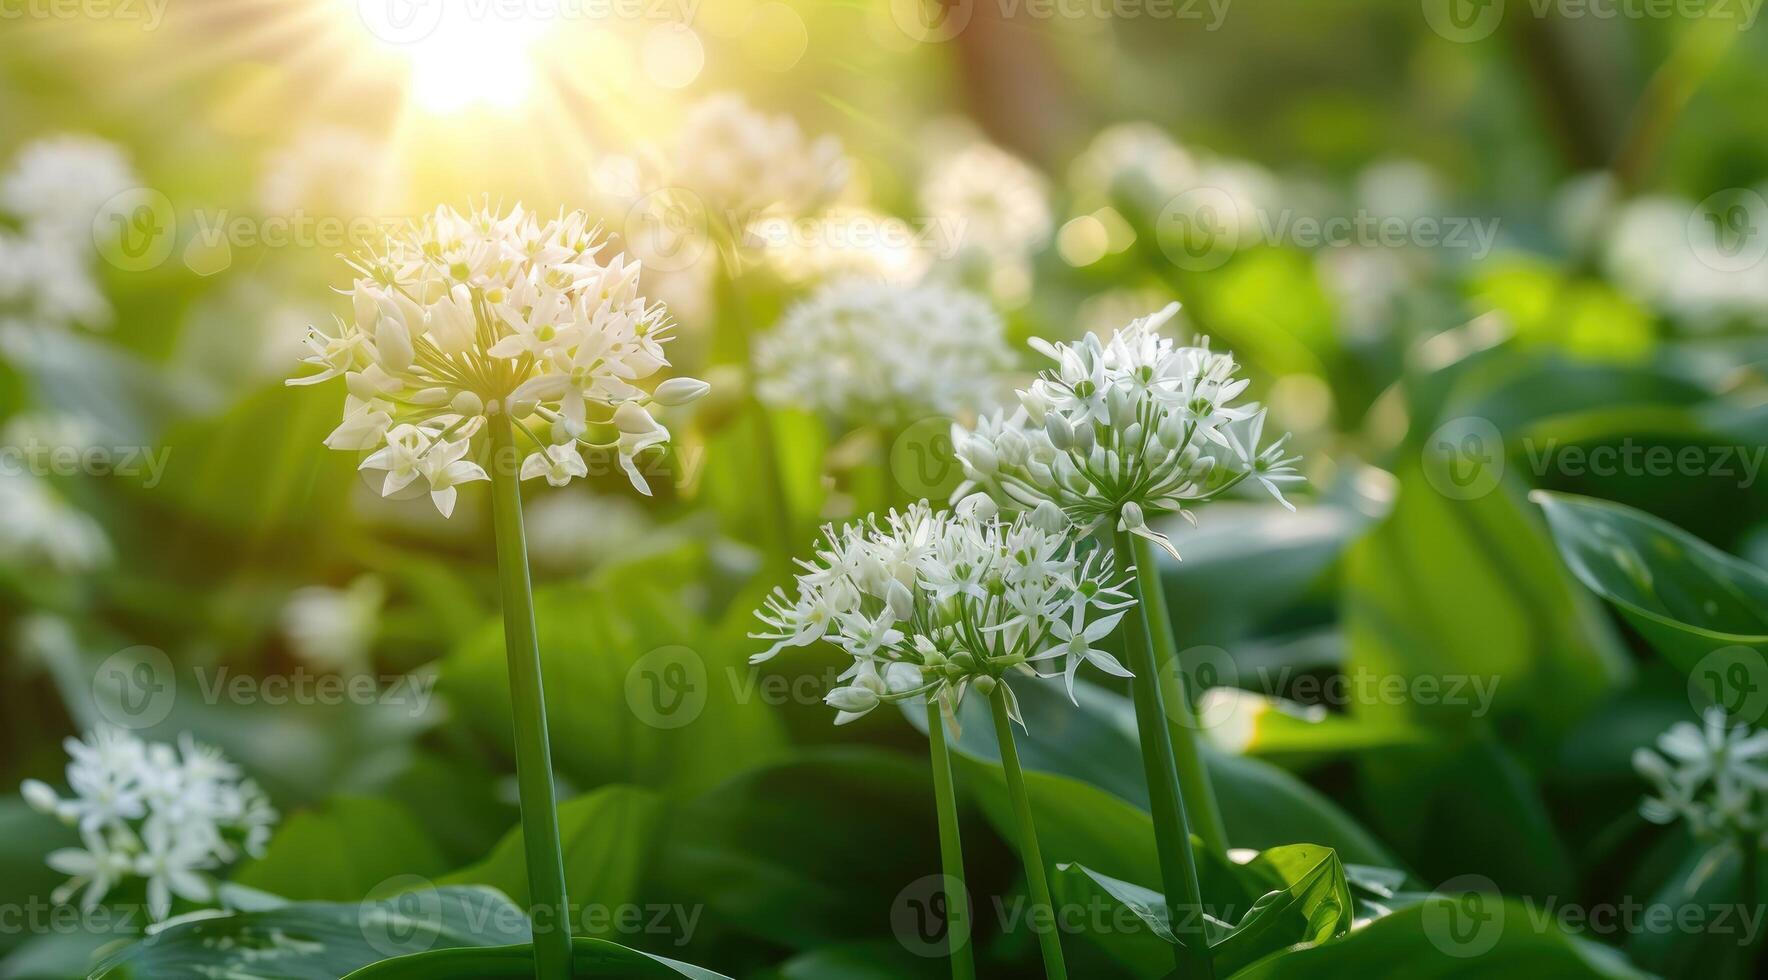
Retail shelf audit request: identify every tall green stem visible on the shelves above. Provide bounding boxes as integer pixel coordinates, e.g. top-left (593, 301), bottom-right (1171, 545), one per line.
top-left (988, 688), bottom-right (1067, 980)
top-left (488, 412), bottom-right (573, 980)
top-left (1112, 527), bottom-right (1215, 979)
top-left (926, 700), bottom-right (977, 980)
top-left (1132, 537), bottom-right (1229, 855)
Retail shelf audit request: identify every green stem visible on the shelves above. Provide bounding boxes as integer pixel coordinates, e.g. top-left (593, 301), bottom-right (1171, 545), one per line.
top-left (488, 412), bottom-right (574, 980)
top-left (1132, 537), bottom-right (1229, 856)
top-left (1740, 837), bottom-right (1762, 980)
top-left (926, 700), bottom-right (977, 980)
top-left (988, 687), bottom-right (1067, 980)
top-left (1112, 527), bottom-right (1215, 979)
top-left (713, 264), bottom-right (796, 555)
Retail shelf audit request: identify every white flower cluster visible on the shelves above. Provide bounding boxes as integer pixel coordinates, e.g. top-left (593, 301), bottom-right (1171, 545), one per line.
top-left (0, 135), bottom-right (138, 327)
top-left (281, 575), bottom-right (385, 673)
top-left (1603, 193), bottom-right (1768, 330)
top-left (751, 503), bottom-right (1134, 724)
top-left (257, 125), bottom-right (394, 217)
top-left (0, 468), bottom-right (112, 572)
top-left (951, 303), bottom-right (1302, 557)
top-left (21, 729), bottom-right (277, 920)
top-left (752, 279), bottom-right (1013, 427)
top-left (287, 203), bottom-right (708, 514)
top-left (670, 93), bottom-right (849, 221)
top-left (1635, 707), bottom-right (1768, 844)
top-left (920, 139), bottom-right (1051, 303)
top-left (1068, 122), bottom-right (1196, 211)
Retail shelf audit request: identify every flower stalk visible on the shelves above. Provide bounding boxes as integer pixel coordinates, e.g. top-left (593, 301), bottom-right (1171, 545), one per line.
top-left (488, 411), bottom-right (573, 980)
top-left (1113, 523), bottom-right (1214, 978)
top-left (926, 700), bottom-right (977, 980)
top-left (989, 686), bottom-right (1067, 980)
top-left (1132, 536), bottom-right (1229, 855)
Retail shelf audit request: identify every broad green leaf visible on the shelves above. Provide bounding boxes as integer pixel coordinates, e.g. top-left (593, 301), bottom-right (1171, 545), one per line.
top-left (1227, 899), bottom-right (1651, 979)
top-left (653, 749), bottom-right (942, 950)
top-left (234, 796), bottom-right (446, 901)
top-left (90, 886), bottom-right (532, 979)
top-left (440, 582), bottom-right (787, 797)
top-left (1344, 462), bottom-right (1629, 892)
top-left (340, 938), bottom-right (731, 979)
top-left (907, 677), bottom-right (1398, 867)
top-left (1056, 844), bottom-right (1355, 979)
top-left (1534, 490), bottom-right (1768, 675)
top-left (1626, 838), bottom-right (1762, 979)
top-left (0, 797), bottom-right (80, 956)
top-left (441, 787), bottom-right (664, 942)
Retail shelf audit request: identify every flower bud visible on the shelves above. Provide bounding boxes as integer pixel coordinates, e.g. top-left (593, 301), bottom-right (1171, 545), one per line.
top-left (1045, 414), bottom-right (1074, 451)
top-left (652, 377), bottom-right (711, 406)
top-left (1107, 384), bottom-right (1135, 427)
top-left (451, 391), bottom-right (485, 417)
top-left (1073, 420), bottom-right (1096, 455)
top-left (374, 316), bottom-right (415, 373)
top-left (428, 286), bottom-right (477, 354)
top-left (351, 283), bottom-right (379, 331)
top-left (962, 436), bottom-right (998, 476)
top-left (997, 427), bottom-right (1030, 466)
top-left (825, 685), bottom-right (880, 714)
top-left (972, 675), bottom-right (998, 695)
top-left (1029, 500), bottom-right (1067, 534)
top-left (886, 579), bottom-right (915, 622)
top-left (19, 779), bottom-right (57, 815)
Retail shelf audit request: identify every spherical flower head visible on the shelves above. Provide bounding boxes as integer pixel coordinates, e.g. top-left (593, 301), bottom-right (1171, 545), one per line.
top-left (287, 202), bottom-right (708, 513)
top-left (950, 303), bottom-right (1304, 557)
top-left (751, 503), bottom-right (1136, 726)
top-left (1068, 122), bottom-right (1195, 213)
top-left (671, 92), bottom-right (849, 223)
top-left (1, 135), bottom-right (137, 241)
top-left (752, 279), bottom-right (1013, 428)
top-left (21, 728), bottom-right (278, 919)
top-left (1635, 707), bottom-right (1768, 844)
top-left (921, 140), bottom-right (1052, 263)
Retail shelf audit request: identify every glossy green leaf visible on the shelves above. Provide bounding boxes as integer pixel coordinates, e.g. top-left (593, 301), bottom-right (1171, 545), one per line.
top-left (234, 796), bottom-right (446, 901)
top-left (1227, 899), bottom-right (1651, 979)
top-left (340, 938), bottom-right (731, 979)
top-left (1534, 490), bottom-right (1768, 674)
top-left (441, 786), bottom-right (665, 941)
top-left (440, 582), bottom-right (788, 797)
top-left (90, 887), bottom-right (532, 979)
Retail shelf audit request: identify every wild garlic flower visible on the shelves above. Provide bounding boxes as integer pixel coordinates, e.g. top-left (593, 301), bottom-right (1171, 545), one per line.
top-left (0, 470), bottom-right (112, 572)
top-left (281, 575), bottom-right (385, 673)
top-left (921, 140), bottom-right (1052, 263)
top-left (286, 203), bottom-right (708, 513)
top-left (950, 303), bottom-right (1303, 557)
top-left (1068, 122), bottom-right (1195, 212)
top-left (21, 728), bottom-right (278, 919)
top-left (1635, 707), bottom-right (1768, 844)
top-left (751, 503), bottom-right (1134, 723)
top-left (257, 126), bottom-right (393, 218)
top-left (671, 93), bottom-right (849, 221)
top-left (752, 280), bottom-right (1013, 428)
top-left (1, 135), bottom-right (137, 242)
